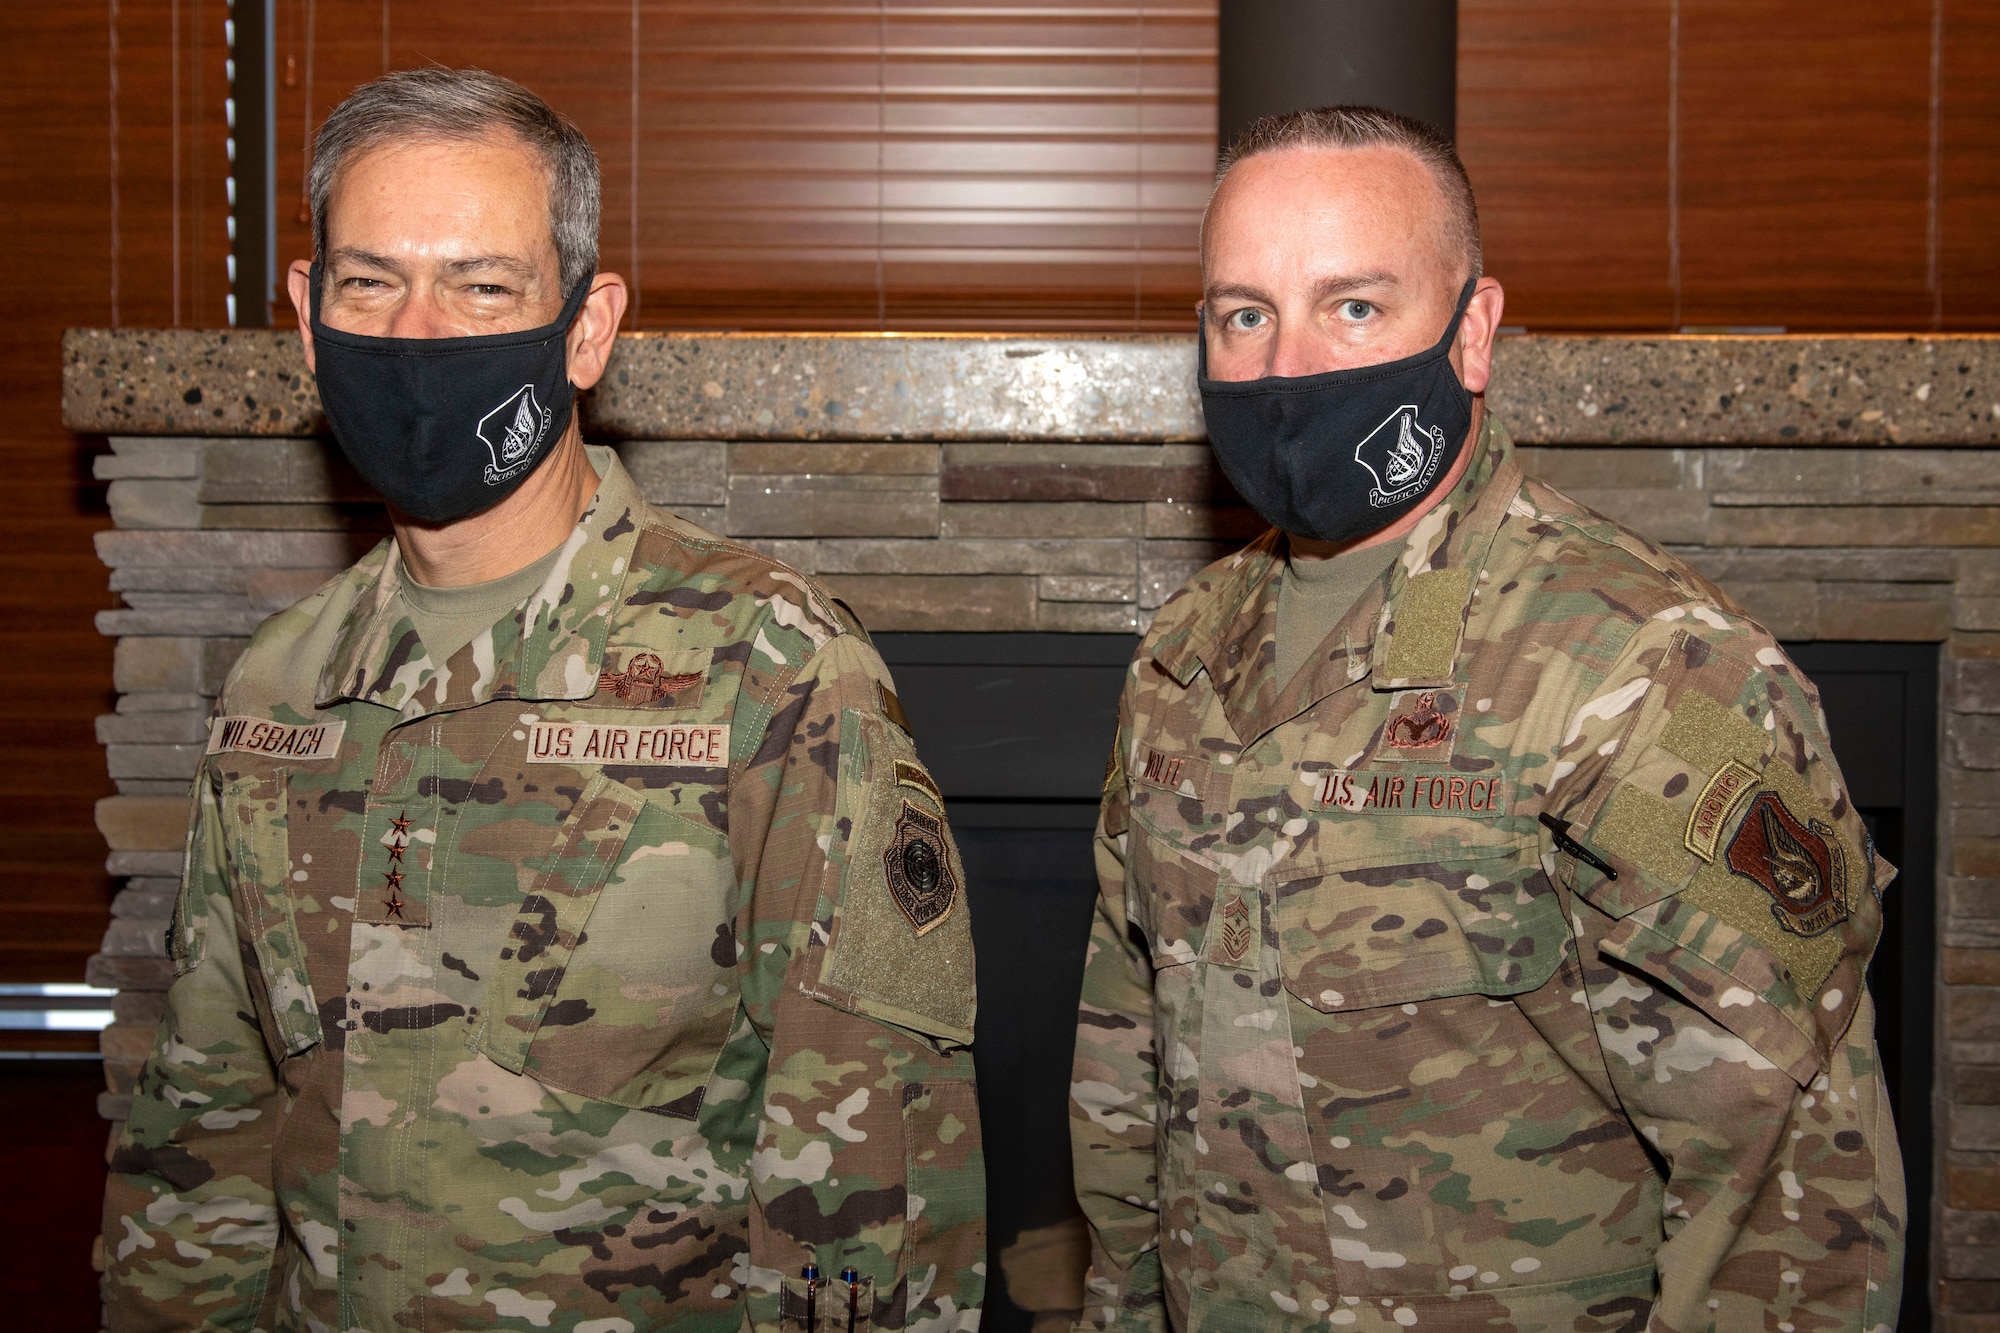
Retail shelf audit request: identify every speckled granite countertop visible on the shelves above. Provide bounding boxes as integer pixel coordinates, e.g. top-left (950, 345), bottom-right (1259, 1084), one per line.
top-left (62, 328), bottom-right (2000, 445)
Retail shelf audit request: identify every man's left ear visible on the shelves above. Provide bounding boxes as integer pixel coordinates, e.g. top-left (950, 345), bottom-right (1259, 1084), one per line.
top-left (566, 273), bottom-right (630, 392)
top-left (1456, 277), bottom-right (1506, 396)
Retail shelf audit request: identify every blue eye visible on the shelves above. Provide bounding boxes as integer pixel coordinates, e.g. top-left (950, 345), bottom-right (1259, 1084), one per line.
top-left (1340, 300), bottom-right (1374, 321)
top-left (1228, 309), bottom-right (1266, 330)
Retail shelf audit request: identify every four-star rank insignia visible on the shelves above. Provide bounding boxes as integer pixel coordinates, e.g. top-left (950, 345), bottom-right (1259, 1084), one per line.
top-left (884, 800), bottom-right (958, 936)
top-left (1725, 789), bottom-right (1850, 937)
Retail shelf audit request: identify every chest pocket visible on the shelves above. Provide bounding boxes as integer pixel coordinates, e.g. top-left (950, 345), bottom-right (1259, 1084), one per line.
top-left (473, 772), bottom-right (738, 1119)
top-left (1273, 835), bottom-right (1570, 1012)
top-left (219, 768), bottom-right (323, 1057)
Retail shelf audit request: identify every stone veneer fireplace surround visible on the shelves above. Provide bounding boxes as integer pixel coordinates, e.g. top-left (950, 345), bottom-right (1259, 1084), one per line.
top-left (64, 329), bottom-right (2000, 1324)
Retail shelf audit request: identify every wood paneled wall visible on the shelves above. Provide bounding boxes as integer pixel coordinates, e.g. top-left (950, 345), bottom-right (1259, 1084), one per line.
top-left (267, 1), bottom-right (1215, 332)
top-left (1459, 0), bottom-right (2000, 331)
top-left (123, 2), bottom-right (2000, 338)
top-left (2, 10), bottom-right (121, 981)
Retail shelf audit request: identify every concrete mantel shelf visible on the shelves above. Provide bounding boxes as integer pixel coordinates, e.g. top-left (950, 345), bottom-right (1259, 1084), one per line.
top-left (63, 327), bottom-right (2000, 446)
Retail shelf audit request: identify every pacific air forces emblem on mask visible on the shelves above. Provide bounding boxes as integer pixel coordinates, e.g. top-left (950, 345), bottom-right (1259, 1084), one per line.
top-left (885, 800), bottom-right (958, 935)
top-left (1356, 404), bottom-right (1447, 508)
top-left (477, 383), bottom-right (553, 485)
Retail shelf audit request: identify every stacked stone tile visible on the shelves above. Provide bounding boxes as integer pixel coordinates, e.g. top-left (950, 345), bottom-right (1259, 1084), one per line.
top-left (65, 328), bottom-right (2000, 1322)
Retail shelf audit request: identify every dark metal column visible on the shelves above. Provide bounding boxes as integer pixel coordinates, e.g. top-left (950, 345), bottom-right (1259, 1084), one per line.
top-left (1217, 0), bottom-right (1457, 150)
top-left (226, 0), bottom-right (276, 327)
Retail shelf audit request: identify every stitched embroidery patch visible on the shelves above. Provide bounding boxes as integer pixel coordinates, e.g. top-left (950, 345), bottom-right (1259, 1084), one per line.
top-left (1686, 759), bottom-right (1759, 861)
top-left (597, 651), bottom-right (705, 706)
top-left (207, 716), bottom-right (346, 761)
top-left (894, 759), bottom-right (944, 805)
top-left (1377, 688), bottom-right (1460, 763)
top-left (1315, 769), bottom-right (1508, 816)
top-left (1725, 790), bottom-right (1850, 937)
top-left (526, 720), bottom-right (729, 766)
top-left (884, 800), bottom-right (958, 936)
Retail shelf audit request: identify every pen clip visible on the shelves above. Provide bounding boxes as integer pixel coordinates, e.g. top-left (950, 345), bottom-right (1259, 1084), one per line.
top-left (1539, 811), bottom-right (1619, 881)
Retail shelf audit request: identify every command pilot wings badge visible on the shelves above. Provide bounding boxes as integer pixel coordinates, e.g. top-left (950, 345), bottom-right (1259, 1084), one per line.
top-left (1356, 404), bottom-right (1447, 508)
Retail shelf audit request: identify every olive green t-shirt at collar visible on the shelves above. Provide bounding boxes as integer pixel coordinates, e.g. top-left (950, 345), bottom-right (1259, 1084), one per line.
top-left (396, 543), bottom-right (565, 667)
top-left (1274, 537), bottom-right (1403, 689)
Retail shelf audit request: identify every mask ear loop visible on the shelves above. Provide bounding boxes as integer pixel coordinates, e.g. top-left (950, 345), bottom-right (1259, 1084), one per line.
top-left (1431, 274), bottom-right (1480, 356)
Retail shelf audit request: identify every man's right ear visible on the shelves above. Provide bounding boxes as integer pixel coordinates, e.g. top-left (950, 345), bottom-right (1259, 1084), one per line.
top-left (287, 260), bottom-right (317, 373)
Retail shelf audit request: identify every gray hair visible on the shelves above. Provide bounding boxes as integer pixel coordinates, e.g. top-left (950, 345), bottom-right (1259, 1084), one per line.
top-left (1207, 105), bottom-right (1481, 283)
top-left (309, 68), bottom-right (600, 295)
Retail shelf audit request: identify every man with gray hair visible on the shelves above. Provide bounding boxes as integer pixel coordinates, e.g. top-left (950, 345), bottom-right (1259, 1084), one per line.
top-left (104, 68), bottom-right (986, 1331)
top-left (1072, 106), bottom-right (1903, 1330)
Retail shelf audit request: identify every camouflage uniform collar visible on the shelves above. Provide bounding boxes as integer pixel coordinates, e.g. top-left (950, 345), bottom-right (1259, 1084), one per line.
top-left (1157, 410), bottom-right (1522, 744)
top-left (315, 445), bottom-right (646, 719)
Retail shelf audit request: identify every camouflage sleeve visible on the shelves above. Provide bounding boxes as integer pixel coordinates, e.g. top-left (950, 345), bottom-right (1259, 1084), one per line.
top-left (1070, 712), bottom-right (1168, 1331)
top-left (102, 768), bottom-right (283, 1331)
top-left (1544, 611), bottom-right (1904, 1332)
top-left (734, 630), bottom-right (985, 1331)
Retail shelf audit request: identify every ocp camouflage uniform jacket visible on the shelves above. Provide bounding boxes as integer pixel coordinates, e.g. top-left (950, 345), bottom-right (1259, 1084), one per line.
top-left (104, 448), bottom-right (985, 1333)
top-left (1072, 414), bottom-right (1903, 1331)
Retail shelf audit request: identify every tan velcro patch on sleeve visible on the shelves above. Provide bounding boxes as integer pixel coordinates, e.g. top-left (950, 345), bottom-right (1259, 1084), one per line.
top-left (1593, 783), bottom-right (1700, 891)
top-left (818, 709), bottom-right (976, 1047)
top-left (1658, 688), bottom-right (1771, 774)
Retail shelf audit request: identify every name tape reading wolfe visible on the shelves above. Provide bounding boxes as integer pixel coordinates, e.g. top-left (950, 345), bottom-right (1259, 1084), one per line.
top-left (1315, 769), bottom-right (1508, 815)
top-left (526, 719), bottom-right (730, 766)
top-left (207, 716), bottom-right (347, 761)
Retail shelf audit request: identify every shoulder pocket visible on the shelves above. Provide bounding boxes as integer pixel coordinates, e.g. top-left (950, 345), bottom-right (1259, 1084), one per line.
top-left (811, 709), bottom-right (976, 1048)
top-left (217, 769), bottom-right (321, 1055)
top-left (1275, 836), bottom-right (1570, 1012)
top-left (168, 778), bottom-right (214, 979)
top-left (1569, 681), bottom-right (1877, 1084)
top-left (474, 773), bottom-right (735, 1118)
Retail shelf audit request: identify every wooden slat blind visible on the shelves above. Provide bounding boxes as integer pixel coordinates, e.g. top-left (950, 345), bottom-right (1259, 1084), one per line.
top-left (81, 1), bottom-right (2000, 337)
top-left (266, 1), bottom-right (1214, 332)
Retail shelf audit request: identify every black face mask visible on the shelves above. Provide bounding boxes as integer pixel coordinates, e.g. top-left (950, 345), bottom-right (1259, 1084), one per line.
top-left (308, 265), bottom-right (592, 524)
top-left (1198, 278), bottom-right (1478, 545)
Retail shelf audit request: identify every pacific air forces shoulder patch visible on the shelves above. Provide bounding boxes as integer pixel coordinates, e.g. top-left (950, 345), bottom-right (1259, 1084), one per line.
top-left (810, 703), bottom-right (975, 1049)
top-left (885, 799), bottom-right (957, 935)
top-left (1725, 789), bottom-right (1850, 937)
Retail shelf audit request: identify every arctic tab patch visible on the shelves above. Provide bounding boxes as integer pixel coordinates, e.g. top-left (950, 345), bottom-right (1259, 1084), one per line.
top-left (894, 759), bottom-right (943, 805)
top-left (1686, 758), bottom-right (1759, 861)
top-left (207, 716), bottom-right (346, 762)
top-left (527, 720), bottom-right (729, 766)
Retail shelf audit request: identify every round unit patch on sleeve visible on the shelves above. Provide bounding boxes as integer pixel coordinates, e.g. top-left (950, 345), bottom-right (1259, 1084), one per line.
top-left (885, 800), bottom-right (958, 936)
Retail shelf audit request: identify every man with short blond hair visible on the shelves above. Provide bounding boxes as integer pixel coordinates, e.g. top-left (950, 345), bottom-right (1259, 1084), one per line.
top-left (1072, 106), bottom-right (1903, 1331)
top-left (104, 68), bottom-right (985, 1331)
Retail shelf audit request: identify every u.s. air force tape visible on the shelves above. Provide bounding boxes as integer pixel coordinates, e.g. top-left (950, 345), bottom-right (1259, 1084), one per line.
top-left (207, 716), bottom-right (346, 760)
top-left (1314, 769), bottom-right (1508, 815)
top-left (526, 720), bottom-right (729, 765)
